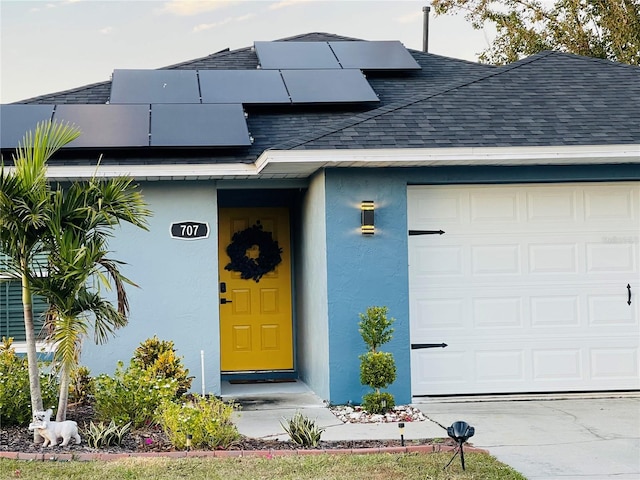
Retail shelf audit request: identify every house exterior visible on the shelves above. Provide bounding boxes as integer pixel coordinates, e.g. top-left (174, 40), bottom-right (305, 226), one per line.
top-left (1, 33), bottom-right (638, 405)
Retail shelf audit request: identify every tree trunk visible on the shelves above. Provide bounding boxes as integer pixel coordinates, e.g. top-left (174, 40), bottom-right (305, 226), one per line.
top-left (56, 362), bottom-right (70, 422)
top-left (22, 270), bottom-right (44, 444)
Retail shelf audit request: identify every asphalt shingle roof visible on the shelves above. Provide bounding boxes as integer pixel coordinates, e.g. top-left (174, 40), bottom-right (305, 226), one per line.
top-left (277, 51), bottom-right (640, 150)
top-left (9, 32), bottom-right (640, 165)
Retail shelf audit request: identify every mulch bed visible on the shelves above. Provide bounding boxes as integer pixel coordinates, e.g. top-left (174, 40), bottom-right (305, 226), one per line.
top-left (1, 404), bottom-right (450, 454)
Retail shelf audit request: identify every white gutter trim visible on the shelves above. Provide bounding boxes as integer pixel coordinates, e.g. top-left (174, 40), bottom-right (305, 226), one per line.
top-left (43, 163), bottom-right (258, 180)
top-left (255, 144), bottom-right (640, 171)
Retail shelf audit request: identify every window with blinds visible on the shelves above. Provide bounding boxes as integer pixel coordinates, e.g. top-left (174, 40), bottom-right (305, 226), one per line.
top-left (0, 280), bottom-right (48, 342)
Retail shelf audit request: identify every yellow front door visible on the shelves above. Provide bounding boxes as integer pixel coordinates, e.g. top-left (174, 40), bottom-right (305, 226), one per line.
top-left (218, 208), bottom-right (293, 371)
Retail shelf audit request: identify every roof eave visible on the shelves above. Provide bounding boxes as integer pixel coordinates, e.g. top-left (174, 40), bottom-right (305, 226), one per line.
top-left (21, 143), bottom-right (639, 181)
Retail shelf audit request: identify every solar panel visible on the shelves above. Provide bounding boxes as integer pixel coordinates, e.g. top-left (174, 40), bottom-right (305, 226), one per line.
top-left (281, 69), bottom-right (379, 104)
top-left (54, 104), bottom-right (150, 148)
top-left (150, 104), bottom-right (251, 147)
top-left (0, 104), bottom-right (54, 149)
top-left (110, 69), bottom-right (200, 104)
top-left (329, 41), bottom-right (421, 70)
top-left (254, 41), bottom-right (340, 70)
top-left (199, 70), bottom-right (290, 104)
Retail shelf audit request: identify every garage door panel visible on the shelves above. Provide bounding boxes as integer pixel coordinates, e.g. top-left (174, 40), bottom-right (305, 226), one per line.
top-left (472, 244), bottom-right (521, 274)
top-left (584, 187), bottom-right (636, 221)
top-left (532, 348), bottom-right (583, 381)
top-left (409, 182), bottom-right (640, 396)
top-left (473, 297), bottom-right (524, 328)
top-left (590, 347), bottom-right (638, 380)
top-left (475, 350), bottom-right (525, 381)
top-left (411, 297), bottom-right (465, 331)
top-left (586, 242), bottom-right (636, 273)
top-left (411, 349), bottom-right (469, 387)
top-left (526, 189), bottom-right (578, 222)
top-left (412, 245), bottom-right (463, 275)
top-left (529, 243), bottom-right (578, 273)
top-left (531, 295), bottom-right (580, 327)
top-left (470, 191), bottom-right (520, 222)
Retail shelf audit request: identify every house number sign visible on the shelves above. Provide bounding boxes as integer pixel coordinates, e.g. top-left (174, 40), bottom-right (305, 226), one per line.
top-left (170, 221), bottom-right (210, 240)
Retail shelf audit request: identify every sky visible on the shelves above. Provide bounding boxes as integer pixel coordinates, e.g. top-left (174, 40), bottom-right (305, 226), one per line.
top-left (0, 0), bottom-right (496, 103)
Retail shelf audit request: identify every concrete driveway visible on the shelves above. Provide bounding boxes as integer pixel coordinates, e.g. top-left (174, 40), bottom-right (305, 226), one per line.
top-left (419, 396), bottom-right (640, 480)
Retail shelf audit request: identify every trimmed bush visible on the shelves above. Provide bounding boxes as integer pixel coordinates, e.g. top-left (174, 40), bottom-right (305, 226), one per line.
top-left (359, 351), bottom-right (397, 391)
top-left (358, 306), bottom-right (397, 413)
top-left (362, 392), bottom-right (396, 415)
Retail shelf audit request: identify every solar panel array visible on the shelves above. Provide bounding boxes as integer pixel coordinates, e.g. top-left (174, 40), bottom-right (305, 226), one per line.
top-left (55, 104), bottom-right (150, 148)
top-left (0, 104), bottom-right (55, 149)
top-left (1, 41), bottom-right (419, 150)
top-left (254, 41), bottom-right (421, 71)
top-left (199, 70), bottom-right (290, 104)
top-left (110, 68), bottom-right (379, 106)
top-left (0, 104), bottom-right (251, 149)
top-left (254, 41), bottom-right (341, 70)
top-left (327, 41), bottom-right (421, 70)
top-left (110, 69), bottom-right (200, 104)
top-left (151, 104), bottom-right (251, 147)
top-left (281, 69), bottom-right (378, 103)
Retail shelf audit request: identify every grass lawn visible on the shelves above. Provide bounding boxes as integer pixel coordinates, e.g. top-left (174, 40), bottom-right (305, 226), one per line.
top-left (1, 453), bottom-right (525, 479)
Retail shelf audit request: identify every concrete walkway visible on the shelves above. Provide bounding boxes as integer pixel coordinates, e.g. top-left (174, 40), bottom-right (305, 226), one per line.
top-left (222, 381), bottom-right (640, 480)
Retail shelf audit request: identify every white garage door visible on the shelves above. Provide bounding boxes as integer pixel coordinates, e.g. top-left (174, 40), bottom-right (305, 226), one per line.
top-left (409, 182), bottom-right (640, 396)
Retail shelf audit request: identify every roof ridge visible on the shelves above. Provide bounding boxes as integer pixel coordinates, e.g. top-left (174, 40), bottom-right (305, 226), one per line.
top-left (544, 50), bottom-right (640, 69)
top-left (406, 48), bottom-right (493, 68)
top-left (276, 32), bottom-right (361, 42)
top-left (274, 51), bottom-right (557, 151)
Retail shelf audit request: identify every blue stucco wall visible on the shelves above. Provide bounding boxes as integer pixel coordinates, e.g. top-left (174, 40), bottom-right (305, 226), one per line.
top-left (81, 181), bottom-right (221, 395)
top-left (324, 169), bottom-right (411, 405)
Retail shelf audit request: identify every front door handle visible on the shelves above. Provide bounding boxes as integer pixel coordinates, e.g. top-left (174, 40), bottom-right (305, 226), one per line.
top-left (628, 284), bottom-right (632, 306)
top-left (220, 298), bottom-right (233, 304)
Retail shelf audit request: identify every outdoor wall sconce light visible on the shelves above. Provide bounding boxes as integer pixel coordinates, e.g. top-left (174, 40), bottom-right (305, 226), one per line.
top-left (361, 200), bottom-right (375, 235)
top-left (398, 422), bottom-right (405, 447)
top-left (444, 420), bottom-right (475, 471)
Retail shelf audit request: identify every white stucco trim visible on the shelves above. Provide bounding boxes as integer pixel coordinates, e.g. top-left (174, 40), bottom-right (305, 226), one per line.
top-left (18, 143), bottom-right (639, 180)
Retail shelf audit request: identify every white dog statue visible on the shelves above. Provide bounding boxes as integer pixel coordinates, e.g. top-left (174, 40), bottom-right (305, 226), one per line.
top-left (28, 409), bottom-right (81, 447)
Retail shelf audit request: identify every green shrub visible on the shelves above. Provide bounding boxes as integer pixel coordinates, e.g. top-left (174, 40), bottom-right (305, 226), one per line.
top-left (358, 306), bottom-right (395, 353)
top-left (84, 420), bottom-right (131, 448)
top-left (93, 360), bottom-right (178, 428)
top-left (155, 395), bottom-right (240, 450)
top-left (133, 336), bottom-right (192, 397)
top-left (359, 351), bottom-right (397, 390)
top-left (358, 306), bottom-right (397, 413)
top-left (0, 337), bottom-right (58, 426)
top-left (281, 411), bottom-right (325, 447)
top-left (362, 392), bottom-right (396, 415)
top-left (69, 365), bottom-right (93, 405)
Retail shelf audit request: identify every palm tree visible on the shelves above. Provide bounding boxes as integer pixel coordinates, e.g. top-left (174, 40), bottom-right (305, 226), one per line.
top-left (37, 177), bottom-right (150, 421)
top-left (2, 120), bottom-right (151, 426)
top-left (0, 121), bottom-right (80, 439)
